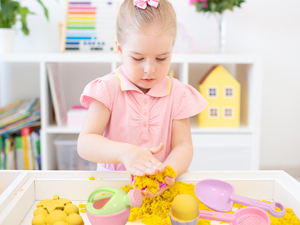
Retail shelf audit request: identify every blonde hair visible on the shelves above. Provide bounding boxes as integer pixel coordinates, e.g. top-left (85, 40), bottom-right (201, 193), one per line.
top-left (116, 0), bottom-right (177, 45)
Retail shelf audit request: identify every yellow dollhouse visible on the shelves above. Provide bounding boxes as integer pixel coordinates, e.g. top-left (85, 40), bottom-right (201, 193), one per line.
top-left (198, 65), bottom-right (241, 127)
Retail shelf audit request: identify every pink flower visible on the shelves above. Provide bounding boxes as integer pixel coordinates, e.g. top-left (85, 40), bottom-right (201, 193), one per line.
top-left (189, 0), bottom-right (207, 8)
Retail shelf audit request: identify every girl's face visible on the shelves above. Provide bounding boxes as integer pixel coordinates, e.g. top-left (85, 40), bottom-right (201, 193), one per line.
top-left (116, 28), bottom-right (174, 94)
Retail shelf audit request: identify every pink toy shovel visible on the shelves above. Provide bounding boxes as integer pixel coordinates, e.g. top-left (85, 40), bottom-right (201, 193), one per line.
top-left (199, 207), bottom-right (270, 225)
top-left (195, 179), bottom-right (286, 218)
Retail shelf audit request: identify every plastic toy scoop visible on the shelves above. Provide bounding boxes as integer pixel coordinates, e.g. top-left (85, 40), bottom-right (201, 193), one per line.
top-left (195, 179), bottom-right (286, 218)
top-left (198, 207), bottom-right (271, 225)
top-left (86, 186), bottom-right (143, 216)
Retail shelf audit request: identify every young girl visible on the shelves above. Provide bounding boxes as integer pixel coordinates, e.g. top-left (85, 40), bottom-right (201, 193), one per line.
top-left (78, 0), bottom-right (208, 197)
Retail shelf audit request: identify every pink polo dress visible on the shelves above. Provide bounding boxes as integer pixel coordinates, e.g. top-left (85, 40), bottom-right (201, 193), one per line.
top-left (80, 65), bottom-right (208, 172)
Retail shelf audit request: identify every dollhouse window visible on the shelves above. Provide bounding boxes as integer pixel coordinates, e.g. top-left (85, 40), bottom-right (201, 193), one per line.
top-left (224, 87), bottom-right (234, 98)
top-left (209, 107), bottom-right (219, 118)
top-left (208, 87), bottom-right (218, 98)
top-left (223, 107), bottom-right (234, 118)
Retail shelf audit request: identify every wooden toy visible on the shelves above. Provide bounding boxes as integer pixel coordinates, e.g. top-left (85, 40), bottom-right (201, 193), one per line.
top-left (59, 0), bottom-right (119, 52)
top-left (198, 65), bottom-right (241, 127)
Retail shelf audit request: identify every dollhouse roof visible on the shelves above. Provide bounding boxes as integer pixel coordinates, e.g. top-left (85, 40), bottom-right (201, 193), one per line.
top-left (198, 65), bottom-right (239, 86)
top-left (199, 65), bottom-right (218, 85)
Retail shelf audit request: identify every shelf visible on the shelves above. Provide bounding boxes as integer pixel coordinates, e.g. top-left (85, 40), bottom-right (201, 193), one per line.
top-left (0, 53), bottom-right (262, 171)
top-left (45, 125), bottom-right (81, 134)
top-left (0, 53), bottom-right (120, 63)
top-left (189, 116), bottom-right (252, 134)
top-left (0, 53), bottom-right (261, 64)
top-left (190, 126), bottom-right (252, 134)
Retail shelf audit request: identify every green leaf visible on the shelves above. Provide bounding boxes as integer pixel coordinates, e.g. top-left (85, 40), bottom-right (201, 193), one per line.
top-left (1, 1), bottom-right (19, 28)
top-left (18, 6), bottom-right (30, 35)
top-left (36, 0), bottom-right (49, 20)
top-left (2, 1), bottom-right (19, 19)
top-left (0, 0), bottom-right (50, 33)
top-left (211, 3), bottom-right (217, 12)
top-left (191, 0), bottom-right (245, 14)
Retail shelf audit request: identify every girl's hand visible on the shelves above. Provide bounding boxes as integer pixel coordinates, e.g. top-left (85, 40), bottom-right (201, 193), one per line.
top-left (141, 176), bottom-right (175, 198)
top-left (121, 143), bottom-right (166, 176)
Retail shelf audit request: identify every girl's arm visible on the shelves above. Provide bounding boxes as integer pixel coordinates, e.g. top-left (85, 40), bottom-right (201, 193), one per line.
top-left (77, 99), bottom-right (165, 176)
top-left (164, 117), bottom-right (194, 177)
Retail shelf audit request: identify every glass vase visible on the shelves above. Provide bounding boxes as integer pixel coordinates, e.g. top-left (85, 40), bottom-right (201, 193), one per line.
top-left (214, 12), bottom-right (226, 54)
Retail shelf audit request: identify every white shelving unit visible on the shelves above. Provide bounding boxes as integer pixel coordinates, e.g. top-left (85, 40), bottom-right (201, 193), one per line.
top-left (0, 53), bottom-right (262, 171)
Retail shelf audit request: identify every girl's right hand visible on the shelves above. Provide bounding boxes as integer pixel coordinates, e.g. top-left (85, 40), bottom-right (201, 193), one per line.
top-left (121, 143), bottom-right (166, 176)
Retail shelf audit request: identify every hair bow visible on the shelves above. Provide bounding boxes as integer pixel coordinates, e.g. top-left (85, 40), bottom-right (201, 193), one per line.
top-left (134, 0), bottom-right (159, 9)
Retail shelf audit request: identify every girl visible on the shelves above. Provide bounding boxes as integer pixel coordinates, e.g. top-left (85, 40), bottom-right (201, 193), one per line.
top-left (78, 0), bottom-right (208, 197)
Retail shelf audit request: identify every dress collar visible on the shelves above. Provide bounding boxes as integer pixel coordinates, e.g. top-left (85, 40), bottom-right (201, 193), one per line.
top-left (115, 65), bottom-right (171, 97)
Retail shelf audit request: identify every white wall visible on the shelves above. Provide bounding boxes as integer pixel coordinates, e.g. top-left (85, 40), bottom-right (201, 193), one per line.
top-left (12, 0), bottom-right (300, 170)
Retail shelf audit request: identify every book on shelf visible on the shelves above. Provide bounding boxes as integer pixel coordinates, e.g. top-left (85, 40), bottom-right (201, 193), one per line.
top-left (31, 129), bottom-right (41, 170)
top-left (0, 98), bottom-right (41, 170)
top-left (47, 63), bottom-right (68, 126)
top-left (48, 78), bottom-right (56, 125)
top-left (5, 136), bottom-right (15, 170)
top-left (0, 136), bottom-right (4, 170)
top-left (0, 98), bottom-right (37, 127)
top-left (0, 98), bottom-right (41, 136)
top-left (0, 129), bottom-right (41, 170)
top-left (21, 127), bottom-right (32, 170)
top-left (15, 136), bottom-right (24, 170)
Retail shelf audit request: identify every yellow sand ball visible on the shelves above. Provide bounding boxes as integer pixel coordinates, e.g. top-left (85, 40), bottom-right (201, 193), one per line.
top-left (31, 215), bottom-right (46, 225)
top-left (53, 222), bottom-right (67, 225)
top-left (66, 213), bottom-right (84, 225)
top-left (170, 194), bottom-right (199, 221)
top-left (45, 210), bottom-right (67, 225)
top-left (64, 203), bottom-right (79, 215)
top-left (53, 195), bottom-right (59, 200)
top-left (33, 207), bottom-right (48, 217)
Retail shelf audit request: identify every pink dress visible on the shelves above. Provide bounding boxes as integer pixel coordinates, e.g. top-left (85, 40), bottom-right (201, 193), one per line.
top-left (80, 65), bottom-right (208, 171)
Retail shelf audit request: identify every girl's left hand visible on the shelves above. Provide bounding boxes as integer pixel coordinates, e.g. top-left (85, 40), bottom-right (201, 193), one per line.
top-left (141, 176), bottom-right (175, 198)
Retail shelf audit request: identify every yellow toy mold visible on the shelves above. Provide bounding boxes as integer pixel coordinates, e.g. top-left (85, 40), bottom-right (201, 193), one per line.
top-left (31, 195), bottom-right (84, 225)
top-left (170, 194), bottom-right (199, 221)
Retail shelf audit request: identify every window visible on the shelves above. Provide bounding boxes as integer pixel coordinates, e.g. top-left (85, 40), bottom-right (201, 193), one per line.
top-left (209, 107), bottom-right (219, 118)
top-left (223, 107), bottom-right (234, 118)
top-left (208, 87), bottom-right (218, 98)
top-left (224, 86), bottom-right (234, 98)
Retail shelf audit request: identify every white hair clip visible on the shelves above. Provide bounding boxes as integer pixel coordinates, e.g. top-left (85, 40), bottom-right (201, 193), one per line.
top-left (134, 0), bottom-right (159, 9)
